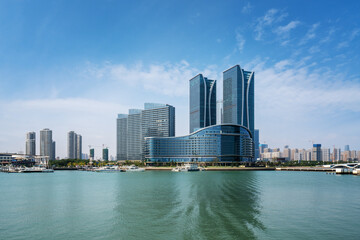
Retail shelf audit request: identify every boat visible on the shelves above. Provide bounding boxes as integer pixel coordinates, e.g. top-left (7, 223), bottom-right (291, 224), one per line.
top-left (172, 163), bottom-right (200, 172)
top-left (21, 166), bottom-right (54, 173)
top-left (125, 165), bottom-right (145, 172)
top-left (95, 166), bottom-right (124, 172)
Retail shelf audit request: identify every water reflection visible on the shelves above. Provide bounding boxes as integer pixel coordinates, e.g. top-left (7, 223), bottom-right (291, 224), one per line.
top-left (112, 171), bottom-right (264, 239)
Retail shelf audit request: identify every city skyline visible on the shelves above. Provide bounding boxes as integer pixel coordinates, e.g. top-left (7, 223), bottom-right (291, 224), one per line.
top-left (1, 1), bottom-right (360, 158)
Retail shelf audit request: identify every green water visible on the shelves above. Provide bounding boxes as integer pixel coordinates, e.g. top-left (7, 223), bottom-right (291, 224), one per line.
top-left (0, 171), bottom-right (359, 239)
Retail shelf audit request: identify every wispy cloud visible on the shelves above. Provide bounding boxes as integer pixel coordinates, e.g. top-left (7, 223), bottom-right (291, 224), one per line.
top-left (299, 23), bottom-right (320, 45)
top-left (254, 9), bottom-right (288, 40)
top-left (241, 2), bottom-right (253, 14)
top-left (337, 28), bottom-right (360, 49)
top-left (276, 21), bottom-right (301, 35)
top-left (236, 31), bottom-right (246, 52)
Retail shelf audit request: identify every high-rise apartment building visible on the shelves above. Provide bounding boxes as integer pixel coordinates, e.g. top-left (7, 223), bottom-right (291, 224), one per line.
top-left (26, 132), bottom-right (36, 156)
top-left (312, 144), bottom-right (322, 161)
top-left (103, 148), bottom-right (109, 161)
top-left (40, 128), bottom-right (55, 160)
top-left (223, 65), bottom-right (254, 136)
top-left (189, 74), bottom-right (216, 133)
top-left (344, 145), bottom-right (350, 151)
top-left (283, 145), bottom-right (291, 161)
top-left (322, 148), bottom-right (330, 162)
top-left (116, 103), bottom-right (175, 160)
top-left (68, 131), bottom-right (82, 159)
top-left (116, 114), bottom-right (128, 160)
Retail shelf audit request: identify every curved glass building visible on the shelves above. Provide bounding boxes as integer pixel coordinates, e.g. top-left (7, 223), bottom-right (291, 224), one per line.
top-left (144, 124), bottom-right (254, 163)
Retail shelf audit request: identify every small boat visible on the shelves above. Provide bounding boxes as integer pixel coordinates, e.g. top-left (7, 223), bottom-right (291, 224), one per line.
top-left (125, 165), bottom-right (145, 172)
top-left (172, 163), bottom-right (200, 172)
top-left (95, 166), bottom-right (124, 172)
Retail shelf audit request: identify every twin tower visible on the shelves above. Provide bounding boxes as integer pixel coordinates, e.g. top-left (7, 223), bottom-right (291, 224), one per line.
top-left (189, 64), bottom-right (255, 137)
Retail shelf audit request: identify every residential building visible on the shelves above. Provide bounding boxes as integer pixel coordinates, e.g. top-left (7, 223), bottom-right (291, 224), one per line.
top-left (76, 134), bottom-right (82, 159)
top-left (311, 144), bottom-right (322, 161)
top-left (333, 148), bottom-right (341, 162)
top-left (283, 145), bottom-right (291, 161)
top-left (103, 148), bottom-right (109, 161)
top-left (259, 144), bottom-right (268, 154)
top-left (26, 132), bottom-right (36, 156)
top-left (322, 148), bottom-right (330, 162)
top-left (68, 131), bottom-right (82, 159)
top-left (40, 128), bottom-right (55, 160)
top-left (145, 124), bottom-right (253, 164)
top-left (344, 145), bottom-right (350, 151)
top-left (189, 74), bottom-right (216, 133)
top-left (223, 65), bottom-right (255, 136)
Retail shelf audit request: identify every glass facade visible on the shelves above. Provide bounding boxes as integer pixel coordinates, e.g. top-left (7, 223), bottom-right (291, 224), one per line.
top-left (189, 74), bottom-right (216, 133)
top-left (26, 132), bottom-right (36, 156)
top-left (116, 114), bottom-right (128, 160)
top-left (145, 124), bottom-right (254, 163)
top-left (127, 109), bottom-right (142, 160)
top-left (223, 65), bottom-right (254, 137)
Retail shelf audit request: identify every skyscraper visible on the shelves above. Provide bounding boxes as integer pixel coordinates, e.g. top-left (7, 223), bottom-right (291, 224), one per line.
top-left (40, 128), bottom-right (55, 160)
top-left (127, 109), bottom-right (142, 160)
top-left (189, 74), bottom-right (216, 133)
top-left (254, 129), bottom-right (260, 160)
top-left (103, 148), bottom-right (109, 161)
top-left (312, 144), bottom-right (322, 161)
top-left (26, 132), bottom-right (36, 156)
top-left (68, 131), bottom-right (82, 159)
top-left (116, 114), bottom-right (128, 160)
top-left (223, 65), bottom-right (254, 136)
top-left (116, 103), bottom-right (175, 160)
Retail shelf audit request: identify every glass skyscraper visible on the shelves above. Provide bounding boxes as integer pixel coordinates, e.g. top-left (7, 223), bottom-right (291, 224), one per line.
top-left (127, 109), bottom-right (142, 160)
top-left (223, 65), bottom-right (254, 137)
top-left (40, 128), bottom-right (55, 160)
top-left (116, 114), bottom-right (128, 160)
top-left (189, 74), bottom-right (216, 133)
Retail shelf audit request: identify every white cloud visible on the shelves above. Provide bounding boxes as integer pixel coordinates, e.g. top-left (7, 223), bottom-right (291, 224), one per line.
top-left (254, 9), bottom-right (288, 40)
top-left (276, 21), bottom-right (301, 35)
top-left (236, 32), bottom-right (246, 52)
top-left (299, 23), bottom-right (320, 45)
top-left (241, 2), bottom-right (253, 13)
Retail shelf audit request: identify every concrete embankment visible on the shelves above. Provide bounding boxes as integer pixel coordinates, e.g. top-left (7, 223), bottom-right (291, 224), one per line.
top-left (144, 167), bottom-right (275, 171)
top-left (275, 167), bottom-right (334, 172)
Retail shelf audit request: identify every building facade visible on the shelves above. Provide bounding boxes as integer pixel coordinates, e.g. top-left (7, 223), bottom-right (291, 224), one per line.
top-left (116, 103), bottom-right (175, 161)
top-left (116, 114), bottom-right (128, 160)
top-left (254, 129), bottom-right (260, 160)
top-left (223, 65), bottom-right (255, 136)
top-left (68, 131), bottom-right (82, 159)
top-left (189, 74), bottom-right (216, 133)
top-left (40, 128), bottom-right (55, 160)
top-left (26, 132), bottom-right (36, 156)
top-left (144, 124), bottom-right (254, 163)
top-left (312, 144), bottom-right (322, 161)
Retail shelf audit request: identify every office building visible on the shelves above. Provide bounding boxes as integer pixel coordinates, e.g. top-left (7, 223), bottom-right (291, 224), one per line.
top-left (90, 148), bottom-right (95, 160)
top-left (145, 124), bottom-right (254, 163)
top-left (189, 74), bottom-right (216, 133)
top-left (127, 109), bottom-right (142, 160)
top-left (344, 145), bottom-right (350, 151)
top-left (223, 65), bottom-right (255, 136)
top-left (259, 144), bottom-right (268, 154)
top-left (68, 131), bottom-right (82, 159)
top-left (40, 128), bottom-right (55, 160)
top-left (312, 144), bottom-right (322, 161)
top-left (116, 114), bottom-right (128, 160)
top-left (26, 132), bottom-right (36, 156)
top-left (116, 103), bottom-right (175, 161)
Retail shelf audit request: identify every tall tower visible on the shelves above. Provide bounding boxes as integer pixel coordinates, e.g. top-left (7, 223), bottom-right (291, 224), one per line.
top-left (223, 65), bottom-right (254, 136)
top-left (40, 128), bottom-right (54, 160)
top-left (189, 74), bottom-right (216, 133)
top-left (68, 131), bottom-right (76, 159)
top-left (127, 109), bottom-right (142, 160)
top-left (117, 114), bottom-right (128, 160)
top-left (76, 134), bottom-right (82, 159)
top-left (26, 132), bottom-right (36, 156)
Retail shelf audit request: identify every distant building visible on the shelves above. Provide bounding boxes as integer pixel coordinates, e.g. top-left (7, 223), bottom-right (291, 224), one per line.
top-left (344, 145), bottom-right (350, 151)
top-left (68, 131), bottom-right (82, 159)
top-left (223, 65), bottom-right (255, 137)
top-left (259, 144), bottom-right (268, 154)
top-left (90, 148), bottom-right (94, 160)
top-left (127, 109), bottom-right (142, 160)
top-left (254, 129), bottom-right (260, 160)
top-left (322, 148), bottom-right (330, 162)
top-left (40, 128), bottom-right (55, 160)
top-left (116, 114), bottom-right (128, 160)
top-left (189, 74), bottom-right (216, 133)
top-left (333, 148), bottom-right (341, 162)
top-left (216, 100), bottom-right (223, 124)
top-left (102, 148), bottom-right (109, 161)
top-left (26, 132), bottom-right (36, 156)
top-left (312, 144), bottom-right (322, 161)
top-left (283, 145), bottom-right (291, 161)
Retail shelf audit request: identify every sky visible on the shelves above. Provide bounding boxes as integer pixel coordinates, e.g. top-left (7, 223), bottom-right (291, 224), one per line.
top-left (1, 0), bottom-right (360, 158)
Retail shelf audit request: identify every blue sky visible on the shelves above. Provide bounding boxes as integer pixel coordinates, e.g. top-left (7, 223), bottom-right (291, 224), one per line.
top-left (1, 0), bottom-right (360, 158)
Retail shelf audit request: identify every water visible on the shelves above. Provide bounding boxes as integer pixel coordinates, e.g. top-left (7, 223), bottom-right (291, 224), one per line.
top-left (0, 171), bottom-right (359, 239)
